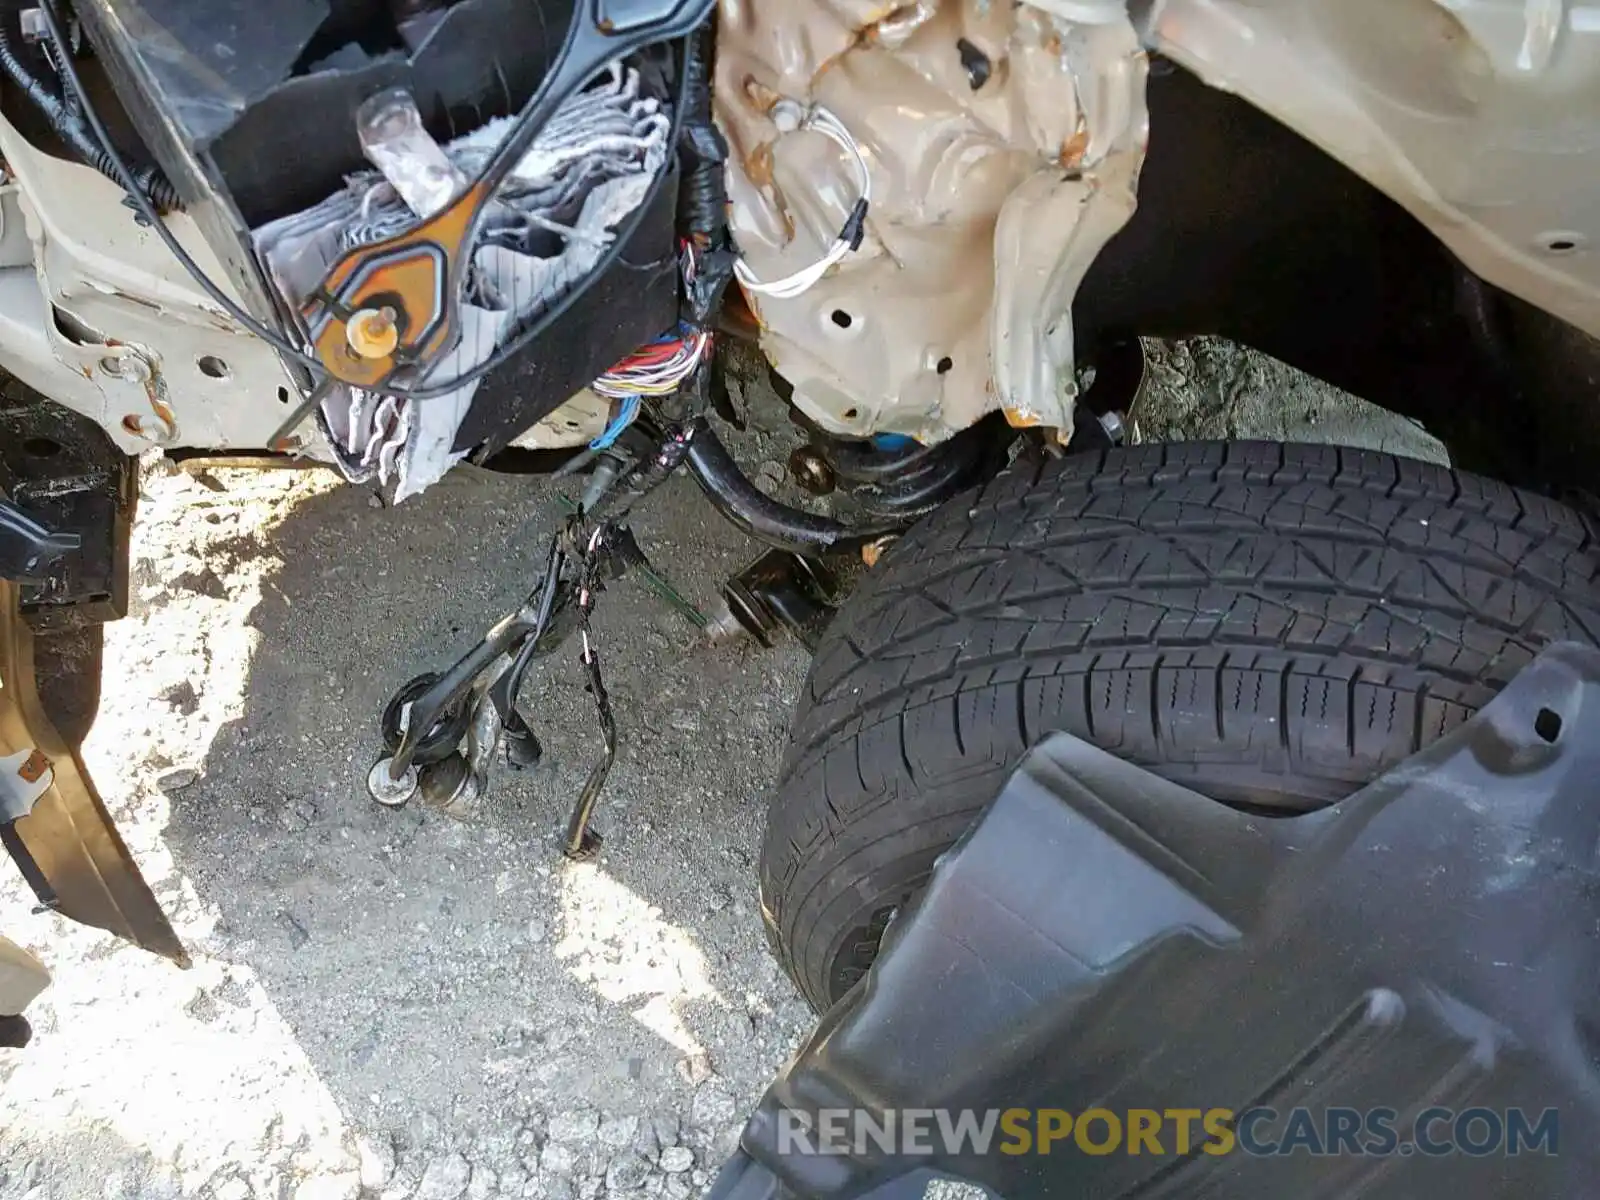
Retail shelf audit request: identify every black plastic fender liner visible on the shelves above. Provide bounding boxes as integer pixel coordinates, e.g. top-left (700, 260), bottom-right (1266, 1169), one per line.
top-left (714, 641), bottom-right (1600, 1199)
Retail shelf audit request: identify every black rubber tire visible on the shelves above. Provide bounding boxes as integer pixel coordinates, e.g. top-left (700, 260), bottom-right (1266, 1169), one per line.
top-left (761, 442), bottom-right (1600, 1011)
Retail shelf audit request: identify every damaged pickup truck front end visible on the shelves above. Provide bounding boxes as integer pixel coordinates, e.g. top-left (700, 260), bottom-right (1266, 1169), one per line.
top-left (2, 0), bottom-right (1600, 1128)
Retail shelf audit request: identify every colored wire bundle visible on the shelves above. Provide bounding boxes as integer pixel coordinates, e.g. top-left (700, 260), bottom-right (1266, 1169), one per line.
top-left (592, 322), bottom-right (713, 400)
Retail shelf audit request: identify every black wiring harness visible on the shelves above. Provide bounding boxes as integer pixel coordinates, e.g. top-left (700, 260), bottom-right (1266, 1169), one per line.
top-left (0, 8), bottom-right (179, 210)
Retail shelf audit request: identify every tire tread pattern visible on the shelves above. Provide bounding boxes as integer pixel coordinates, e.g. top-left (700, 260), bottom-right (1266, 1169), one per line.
top-left (760, 443), bottom-right (1600, 1010)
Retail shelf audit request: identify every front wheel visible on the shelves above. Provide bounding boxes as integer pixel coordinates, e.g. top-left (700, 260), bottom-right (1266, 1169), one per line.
top-left (760, 442), bottom-right (1600, 1011)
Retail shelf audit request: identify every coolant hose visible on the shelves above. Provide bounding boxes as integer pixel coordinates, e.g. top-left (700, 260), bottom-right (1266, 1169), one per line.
top-left (686, 419), bottom-right (895, 554)
top-left (0, 18), bottom-right (181, 211)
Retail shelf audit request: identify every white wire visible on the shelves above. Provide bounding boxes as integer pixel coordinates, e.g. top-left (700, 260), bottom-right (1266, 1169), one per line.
top-left (734, 104), bottom-right (872, 300)
top-left (591, 328), bottom-right (712, 398)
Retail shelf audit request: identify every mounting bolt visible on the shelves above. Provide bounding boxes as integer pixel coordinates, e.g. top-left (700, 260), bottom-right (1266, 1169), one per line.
top-left (771, 98), bottom-right (805, 133)
top-left (787, 446), bottom-right (836, 495)
top-left (1097, 410), bottom-right (1126, 445)
top-left (346, 307), bottom-right (400, 360)
top-left (366, 757), bottom-right (418, 807)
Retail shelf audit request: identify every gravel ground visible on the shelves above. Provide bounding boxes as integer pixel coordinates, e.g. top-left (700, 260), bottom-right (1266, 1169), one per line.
top-left (0, 342), bottom-right (1443, 1200)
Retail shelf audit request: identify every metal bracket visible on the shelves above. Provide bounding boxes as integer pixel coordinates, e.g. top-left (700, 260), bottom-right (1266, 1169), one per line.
top-left (0, 498), bottom-right (80, 583)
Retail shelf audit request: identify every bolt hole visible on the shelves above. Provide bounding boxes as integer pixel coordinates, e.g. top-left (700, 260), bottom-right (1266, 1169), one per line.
top-left (936, 356), bottom-right (953, 375)
top-left (1539, 232), bottom-right (1583, 255)
top-left (277, 386), bottom-right (291, 405)
top-left (197, 355), bottom-right (231, 380)
top-left (830, 310), bottom-right (853, 329)
top-left (22, 436), bottom-right (61, 458)
top-left (842, 407), bottom-right (859, 420)
top-left (1535, 707), bottom-right (1562, 743)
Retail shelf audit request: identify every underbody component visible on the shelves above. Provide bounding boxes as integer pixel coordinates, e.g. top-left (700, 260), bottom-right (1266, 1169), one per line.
top-left (255, 62), bottom-right (676, 499)
top-left (0, 576), bottom-right (186, 965)
top-left (717, 641), bottom-right (1600, 1199)
top-left (0, 383), bottom-right (134, 631)
top-left (793, 417), bottom-right (1010, 520)
top-left (686, 418), bottom-right (895, 554)
top-left (715, 549), bottom-right (839, 651)
top-left (715, 0), bottom-right (1148, 445)
top-left (366, 421), bottom-right (694, 845)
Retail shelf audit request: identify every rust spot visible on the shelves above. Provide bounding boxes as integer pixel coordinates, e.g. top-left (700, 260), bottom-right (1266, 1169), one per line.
top-left (138, 362), bottom-right (179, 442)
top-left (746, 141), bottom-right (776, 188)
top-left (17, 748), bottom-right (49, 784)
top-left (741, 290), bottom-right (766, 328)
top-left (1004, 406), bottom-right (1044, 429)
top-left (78, 365), bottom-right (93, 379)
top-left (861, 536), bottom-right (897, 568)
top-left (743, 75), bottom-right (782, 113)
top-left (1059, 127), bottom-right (1090, 168)
top-left (859, 1), bottom-right (919, 41)
top-left (816, 25), bottom-right (873, 81)
top-left (121, 414), bottom-right (144, 435)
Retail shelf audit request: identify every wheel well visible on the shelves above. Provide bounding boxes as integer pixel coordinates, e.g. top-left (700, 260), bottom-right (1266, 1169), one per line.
top-left (1074, 60), bottom-right (1600, 492)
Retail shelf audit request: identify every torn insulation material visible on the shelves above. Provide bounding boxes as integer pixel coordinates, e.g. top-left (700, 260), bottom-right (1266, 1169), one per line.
top-left (254, 63), bottom-right (671, 500)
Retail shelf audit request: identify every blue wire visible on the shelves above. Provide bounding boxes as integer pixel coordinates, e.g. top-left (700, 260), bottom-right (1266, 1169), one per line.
top-left (590, 395), bottom-right (642, 450)
top-left (589, 322), bottom-right (700, 449)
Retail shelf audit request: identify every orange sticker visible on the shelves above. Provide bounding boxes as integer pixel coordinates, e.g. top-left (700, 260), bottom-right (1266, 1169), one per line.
top-left (17, 749), bottom-right (49, 783)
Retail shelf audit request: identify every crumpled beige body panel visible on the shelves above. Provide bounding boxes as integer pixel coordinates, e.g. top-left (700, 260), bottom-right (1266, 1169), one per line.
top-left (716, 0), bottom-right (1147, 443)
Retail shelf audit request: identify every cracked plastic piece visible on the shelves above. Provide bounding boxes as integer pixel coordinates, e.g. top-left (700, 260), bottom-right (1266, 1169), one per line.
top-left (714, 641), bottom-right (1600, 1198)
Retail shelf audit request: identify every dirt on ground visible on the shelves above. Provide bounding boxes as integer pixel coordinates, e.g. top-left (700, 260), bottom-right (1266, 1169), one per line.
top-left (0, 342), bottom-right (1443, 1200)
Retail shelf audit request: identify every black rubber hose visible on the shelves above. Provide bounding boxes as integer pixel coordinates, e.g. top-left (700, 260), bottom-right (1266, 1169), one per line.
top-left (0, 19), bottom-right (181, 211)
top-left (686, 419), bottom-right (895, 553)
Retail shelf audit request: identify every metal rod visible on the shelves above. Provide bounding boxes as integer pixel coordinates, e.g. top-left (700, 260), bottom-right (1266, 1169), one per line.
top-left (685, 419), bottom-right (893, 553)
